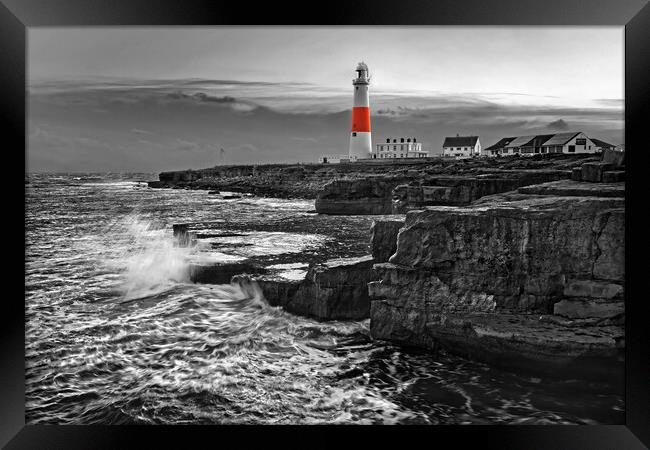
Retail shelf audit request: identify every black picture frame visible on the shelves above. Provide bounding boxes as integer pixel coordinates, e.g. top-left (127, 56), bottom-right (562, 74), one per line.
top-left (4, 0), bottom-right (649, 447)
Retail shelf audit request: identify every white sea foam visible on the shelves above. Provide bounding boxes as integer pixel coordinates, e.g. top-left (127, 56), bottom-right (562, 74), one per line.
top-left (119, 217), bottom-right (192, 299)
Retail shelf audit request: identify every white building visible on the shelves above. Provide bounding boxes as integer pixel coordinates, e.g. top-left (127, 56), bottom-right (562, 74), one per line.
top-left (487, 132), bottom-right (604, 156)
top-left (482, 137), bottom-right (516, 157)
top-left (590, 138), bottom-right (617, 152)
top-left (318, 154), bottom-right (357, 164)
top-left (442, 135), bottom-right (481, 158)
top-left (372, 137), bottom-right (429, 159)
top-left (539, 132), bottom-right (600, 154)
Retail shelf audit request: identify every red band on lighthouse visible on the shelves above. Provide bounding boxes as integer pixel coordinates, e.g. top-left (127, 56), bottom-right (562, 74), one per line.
top-left (351, 107), bottom-right (371, 132)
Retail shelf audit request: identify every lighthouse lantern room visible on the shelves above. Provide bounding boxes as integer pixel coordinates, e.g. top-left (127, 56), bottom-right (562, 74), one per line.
top-left (348, 62), bottom-right (372, 160)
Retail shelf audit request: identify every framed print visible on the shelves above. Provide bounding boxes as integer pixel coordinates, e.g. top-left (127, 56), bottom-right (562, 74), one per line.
top-left (3, 0), bottom-right (649, 447)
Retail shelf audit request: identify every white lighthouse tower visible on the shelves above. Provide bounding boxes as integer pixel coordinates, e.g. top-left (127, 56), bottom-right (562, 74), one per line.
top-left (349, 62), bottom-right (372, 160)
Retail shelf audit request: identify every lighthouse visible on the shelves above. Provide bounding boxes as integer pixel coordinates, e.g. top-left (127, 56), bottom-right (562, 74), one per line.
top-left (349, 62), bottom-right (372, 160)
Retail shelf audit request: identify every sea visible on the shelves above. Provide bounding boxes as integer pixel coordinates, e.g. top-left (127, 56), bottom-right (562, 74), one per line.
top-left (25, 173), bottom-right (624, 425)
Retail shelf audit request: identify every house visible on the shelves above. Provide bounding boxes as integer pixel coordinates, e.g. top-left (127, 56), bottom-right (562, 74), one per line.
top-left (503, 135), bottom-right (537, 154)
top-left (487, 131), bottom-right (604, 156)
top-left (373, 137), bottom-right (429, 159)
top-left (539, 132), bottom-right (598, 154)
top-left (482, 137), bottom-right (516, 157)
top-left (318, 154), bottom-right (357, 164)
top-left (442, 135), bottom-right (481, 158)
top-left (590, 138), bottom-right (617, 152)
top-left (519, 134), bottom-right (556, 155)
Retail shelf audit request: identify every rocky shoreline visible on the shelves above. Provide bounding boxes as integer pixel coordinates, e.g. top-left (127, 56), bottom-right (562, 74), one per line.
top-left (155, 150), bottom-right (625, 380)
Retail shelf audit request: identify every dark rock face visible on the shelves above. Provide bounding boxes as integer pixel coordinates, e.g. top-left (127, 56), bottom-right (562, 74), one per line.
top-left (553, 299), bottom-right (624, 319)
top-left (315, 178), bottom-right (399, 215)
top-left (571, 168), bottom-right (583, 181)
top-left (602, 171), bottom-right (625, 183)
top-left (581, 162), bottom-right (614, 182)
top-left (315, 169), bottom-right (573, 215)
top-left (602, 148), bottom-right (625, 167)
top-left (370, 218), bottom-right (405, 262)
top-left (397, 171), bottom-right (571, 212)
top-left (189, 261), bottom-right (267, 284)
top-left (369, 306), bottom-right (623, 379)
top-left (369, 182), bottom-right (625, 377)
top-left (233, 255), bottom-right (376, 320)
top-left (516, 179), bottom-right (625, 198)
top-left (232, 273), bottom-right (303, 307)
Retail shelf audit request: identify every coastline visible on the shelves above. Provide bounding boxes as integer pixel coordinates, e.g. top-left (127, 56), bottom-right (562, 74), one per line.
top-left (151, 151), bottom-right (625, 381)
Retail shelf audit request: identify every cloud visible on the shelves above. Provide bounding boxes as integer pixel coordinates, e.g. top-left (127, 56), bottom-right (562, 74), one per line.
top-left (546, 119), bottom-right (569, 131)
top-left (27, 78), bottom-right (625, 171)
top-left (131, 128), bottom-right (154, 135)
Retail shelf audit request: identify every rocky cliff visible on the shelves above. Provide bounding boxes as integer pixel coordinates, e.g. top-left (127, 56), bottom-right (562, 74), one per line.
top-left (368, 178), bottom-right (625, 379)
top-left (314, 154), bottom-right (598, 215)
top-left (149, 154), bottom-right (599, 206)
top-left (233, 255), bottom-right (376, 320)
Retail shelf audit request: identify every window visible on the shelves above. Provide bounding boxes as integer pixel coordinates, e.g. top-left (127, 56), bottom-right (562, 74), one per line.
top-left (386, 138), bottom-right (390, 143)
top-left (355, 87), bottom-right (358, 90)
top-left (400, 138), bottom-right (405, 143)
top-left (568, 145), bottom-right (575, 153)
top-left (352, 132), bottom-right (357, 136)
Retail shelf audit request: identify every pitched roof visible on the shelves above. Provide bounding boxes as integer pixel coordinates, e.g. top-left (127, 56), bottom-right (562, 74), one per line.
top-left (590, 138), bottom-right (615, 148)
top-left (505, 135), bottom-right (537, 148)
top-left (442, 136), bottom-right (479, 147)
top-left (526, 134), bottom-right (556, 147)
top-left (540, 132), bottom-right (581, 146)
top-left (484, 137), bottom-right (516, 151)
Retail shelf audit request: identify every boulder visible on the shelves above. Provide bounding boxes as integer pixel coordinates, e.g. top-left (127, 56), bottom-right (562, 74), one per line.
top-left (553, 299), bottom-right (624, 319)
top-left (370, 218), bottom-right (405, 262)
top-left (601, 171), bottom-right (625, 183)
top-left (232, 273), bottom-right (302, 307)
top-left (233, 255), bottom-right (377, 320)
top-left (172, 223), bottom-right (193, 246)
top-left (581, 162), bottom-right (614, 182)
top-left (563, 279), bottom-right (623, 299)
top-left (391, 184), bottom-right (410, 214)
top-left (291, 255), bottom-right (376, 320)
top-left (571, 168), bottom-right (582, 181)
top-left (602, 148), bottom-right (625, 167)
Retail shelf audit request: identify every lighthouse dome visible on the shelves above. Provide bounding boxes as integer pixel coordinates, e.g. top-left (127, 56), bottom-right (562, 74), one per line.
top-left (356, 62), bottom-right (368, 72)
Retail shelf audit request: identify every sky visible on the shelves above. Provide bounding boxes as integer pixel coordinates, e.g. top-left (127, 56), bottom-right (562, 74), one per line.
top-left (28, 27), bottom-right (624, 172)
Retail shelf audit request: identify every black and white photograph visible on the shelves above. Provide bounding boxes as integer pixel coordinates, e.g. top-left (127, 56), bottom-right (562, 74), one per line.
top-left (24, 24), bottom-right (629, 426)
